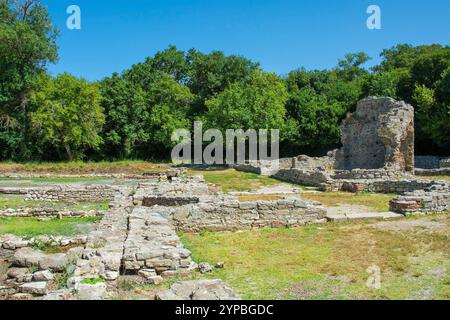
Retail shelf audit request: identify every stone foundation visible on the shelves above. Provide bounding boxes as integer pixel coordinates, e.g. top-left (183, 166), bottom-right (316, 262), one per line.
top-left (24, 186), bottom-right (116, 202)
top-left (122, 207), bottom-right (195, 276)
top-left (390, 186), bottom-right (450, 214)
top-left (0, 208), bottom-right (102, 218)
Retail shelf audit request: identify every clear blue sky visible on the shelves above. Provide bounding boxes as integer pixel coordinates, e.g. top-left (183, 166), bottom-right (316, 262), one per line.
top-left (42, 0), bottom-right (450, 81)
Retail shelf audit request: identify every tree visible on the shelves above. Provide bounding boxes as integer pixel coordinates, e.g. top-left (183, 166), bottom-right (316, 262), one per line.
top-left (337, 52), bottom-right (370, 81)
top-left (205, 70), bottom-right (287, 131)
top-left (0, 0), bottom-right (58, 159)
top-left (99, 74), bottom-right (150, 159)
top-left (30, 73), bottom-right (104, 160)
top-left (145, 75), bottom-right (194, 155)
top-left (187, 49), bottom-right (260, 113)
top-left (284, 87), bottom-right (344, 149)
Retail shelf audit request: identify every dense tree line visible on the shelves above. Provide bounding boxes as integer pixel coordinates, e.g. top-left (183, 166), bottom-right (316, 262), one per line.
top-left (1, 1), bottom-right (449, 161)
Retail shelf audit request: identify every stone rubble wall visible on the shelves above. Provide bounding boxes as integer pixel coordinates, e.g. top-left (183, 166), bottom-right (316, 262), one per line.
top-left (122, 207), bottom-right (195, 277)
top-left (69, 187), bottom-right (133, 288)
top-left (330, 169), bottom-right (400, 180)
top-left (335, 97), bottom-right (415, 172)
top-left (319, 179), bottom-right (442, 194)
top-left (415, 168), bottom-right (450, 176)
top-left (24, 186), bottom-right (116, 202)
top-left (272, 169), bottom-right (331, 187)
top-left (414, 156), bottom-right (450, 169)
top-left (415, 156), bottom-right (442, 169)
top-left (0, 208), bottom-right (102, 218)
top-left (390, 187), bottom-right (450, 214)
top-left (149, 196), bottom-right (327, 232)
top-left (0, 234), bottom-right (88, 251)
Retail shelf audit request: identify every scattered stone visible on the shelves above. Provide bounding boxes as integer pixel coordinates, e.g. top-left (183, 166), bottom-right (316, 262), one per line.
top-left (13, 247), bottom-right (44, 268)
top-left (215, 262), bottom-right (224, 269)
top-left (9, 293), bottom-right (34, 300)
top-left (19, 282), bottom-right (48, 296)
top-left (33, 270), bottom-right (54, 282)
top-left (198, 262), bottom-right (213, 274)
top-left (39, 253), bottom-right (68, 272)
top-left (42, 289), bottom-right (73, 301)
top-left (77, 283), bottom-right (107, 300)
top-left (7, 267), bottom-right (29, 279)
top-left (156, 280), bottom-right (240, 300)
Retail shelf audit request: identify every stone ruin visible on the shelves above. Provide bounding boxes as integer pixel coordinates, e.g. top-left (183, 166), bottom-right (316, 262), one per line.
top-left (234, 97), bottom-right (449, 215)
top-left (335, 97), bottom-right (415, 172)
top-left (1, 170), bottom-right (326, 300)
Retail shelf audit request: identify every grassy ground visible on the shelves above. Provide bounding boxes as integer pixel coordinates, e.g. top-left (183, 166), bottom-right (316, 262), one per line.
top-left (0, 177), bottom-right (113, 183)
top-left (0, 217), bottom-right (100, 237)
top-left (300, 192), bottom-right (395, 212)
top-left (0, 161), bottom-right (168, 175)
top-left (419, 175), bottom-right (450, 181)
top-left (0, 195), bottom-right (109, 211)
top-left (188, 169), bottom-right (281, 193)
top-left (180, 215), bottom-right (450, 300)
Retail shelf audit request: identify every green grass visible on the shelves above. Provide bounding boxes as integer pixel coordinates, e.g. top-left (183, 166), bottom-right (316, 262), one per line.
top-left (180, 215), bottom-right (450, 300)
top-left (188, 169), bottom-right (281, 193)
top-left (300, 192), bottom-right (395, 212)
top-left (0, 217), bottom-right (100, 237)
top-left (81, 277), bottom-right (106, 285)
top-left (0, 177), bottom-right (113, 183)
top-left (0, 195), bottom-right (109, 211)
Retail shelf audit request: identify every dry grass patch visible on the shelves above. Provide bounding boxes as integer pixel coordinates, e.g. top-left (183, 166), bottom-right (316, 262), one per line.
top-left (0, 161), bottom-right (168, 175)
top-left (300, 192), bottom-right (395, 212)
top-left (180, 215), bottom-right (450, 300)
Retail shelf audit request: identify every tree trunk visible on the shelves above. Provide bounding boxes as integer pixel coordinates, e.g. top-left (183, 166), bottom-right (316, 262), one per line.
top-left (64, 144), bottom-right (73, 161)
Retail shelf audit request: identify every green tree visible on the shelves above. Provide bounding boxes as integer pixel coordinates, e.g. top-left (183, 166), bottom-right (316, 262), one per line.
top-left (30, 73), bottom-right (104, 160)
top-left (146, 75), bottom-right (194, 155)
top-left (99, 74), bottom-right (150, 159)
top-left (205, 70), bottom-right (287, 131)
top-left (187, 49), bottom-right (260, 113)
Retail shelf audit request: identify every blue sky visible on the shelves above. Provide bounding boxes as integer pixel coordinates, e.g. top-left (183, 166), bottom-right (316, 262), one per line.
top-left (42, 0), bottom-right (450, 81)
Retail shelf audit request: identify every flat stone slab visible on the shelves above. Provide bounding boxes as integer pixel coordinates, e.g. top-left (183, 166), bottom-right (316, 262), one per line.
top-left (155, 280), bottom-right (240, 300)
top-left (19, 282), bottom-right (48, 296)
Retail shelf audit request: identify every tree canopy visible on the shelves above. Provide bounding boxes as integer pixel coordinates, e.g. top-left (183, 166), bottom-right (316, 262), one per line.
top-left (0, 3), bottom-right (448, 161)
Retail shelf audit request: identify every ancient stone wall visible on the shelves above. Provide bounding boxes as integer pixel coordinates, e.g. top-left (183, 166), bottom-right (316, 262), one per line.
top-left (390, 187), bottom-right (450, 214)
top-left (415, 156), bottom-right (442, 169)
top-left (335, 97), bottom-right (415, 172)
top-left (319, 179), bottom-right (444, 194)
top-left (24, 186), bottom-right (116, 202)
top-left (0, 208), bottom-right (102, 218)
top-left (272, 169), bottom-right (330, 187)
top-left (151, 197), bottom-right (327, 232)
top-left (415, 168), bottom-right (450, 176)
top-left (330, 169), bottom-right (399, 180)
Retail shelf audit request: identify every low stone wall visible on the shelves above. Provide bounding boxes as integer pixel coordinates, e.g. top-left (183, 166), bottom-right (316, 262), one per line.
top-left (441, 158), bottom-right (450, 168)
top-left (0, 234), bottom-right (88, 250)
top-left (24, 186), bottom-right (116, 202)
top-left (415, 156), bottom-right (442, 169)
top-left (390, 188), bottom-right (450, 214)
top-left (142, 196), bottom-right (199, 207)
top-left (320, 179), bottom-right (439, 194)
top-left (331, 169), bottom-right (399, 180)
top-left (415, 156), bottom-right (450, 169)
top-left (153, 197), bottom-right (327, 232)
top-left (0, 208), bottom-right (102, 218)
top-left (415, 168), bottom-right (450, 176)
top-left (272, 169), bottom-right (330, 187)
top-left (122, 207), bottom-right (195, 277)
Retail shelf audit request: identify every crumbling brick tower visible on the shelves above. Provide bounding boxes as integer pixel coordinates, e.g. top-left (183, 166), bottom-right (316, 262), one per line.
top-left (336, 97), bottom-right (415, 172)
